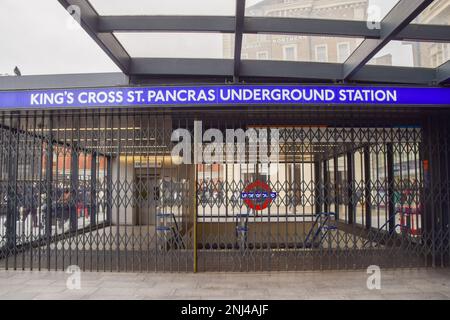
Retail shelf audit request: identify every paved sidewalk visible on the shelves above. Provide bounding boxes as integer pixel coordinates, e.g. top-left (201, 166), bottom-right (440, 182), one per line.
top-left (0, 269), bottom-right (449, 300)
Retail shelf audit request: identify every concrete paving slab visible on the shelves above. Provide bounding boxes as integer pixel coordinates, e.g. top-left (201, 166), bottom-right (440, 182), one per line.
top-left (0, 269), bottom-right (449, 300)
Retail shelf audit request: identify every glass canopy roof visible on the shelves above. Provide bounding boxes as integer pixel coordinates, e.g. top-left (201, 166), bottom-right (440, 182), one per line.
top-left (241, 34), bottom-right (364, 63)
top-left (369, 40), bottom-right (449, 68)
top-left (81, 0), bottom-right (450, 82)
top-left (89, 0), bottom-right (236, 16)
top-left (53, 0), bottom-right (450, 85)
top-left (115, 33), bottom-right (234, 59)
top-left (245, 0), bottom-right (401, 22)
top-left (413, 0), bottom-right (450, 25)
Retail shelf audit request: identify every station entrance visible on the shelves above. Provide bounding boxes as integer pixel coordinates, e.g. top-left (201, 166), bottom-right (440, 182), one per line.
top-left (0, 107), bottom-right (449, 272)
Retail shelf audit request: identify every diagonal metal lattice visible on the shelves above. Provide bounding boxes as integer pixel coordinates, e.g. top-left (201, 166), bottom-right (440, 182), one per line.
top-left (0, 110), bottom-right (449, 272)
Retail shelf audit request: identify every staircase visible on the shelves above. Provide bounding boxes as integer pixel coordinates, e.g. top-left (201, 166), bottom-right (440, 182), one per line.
top-left (304, 212), bottom-right (337, 248)
top-left (156, 212), bottom-right (185, 251)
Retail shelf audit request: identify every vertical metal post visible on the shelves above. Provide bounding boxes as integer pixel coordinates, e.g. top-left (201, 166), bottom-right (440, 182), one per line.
top-left (6, 127), bottom-right (18, 254)
top-left (106, 156), bottom-right (112, 224)
top-left (233, 0), bottom-right (246, 82)
top-left (421, 118), bottom-right (432, 267)
top-left (364, 146), bottom-right (372, 229)
top-left (347, 152), bottom-right (354, 225)
top-left (386, 143), bottom-right (395, 234)
top-left (323, 160), bottom-right (329, 213)
top-left (193, 165), bottom-right (198, 273)
top-left (422, 116), bottom-right (445, 267)
top-left (314, 161), bottom-right (322, 215)
top-left (334, 155), bottom-right (339, 220)
top-left (444, 117), bottom-right (450, 267)
top-left (90, 152), bottom-right (97, 225)
top-left (45, 117), bottom-right (53, 269)
top-left (70, 146), bottom-right (79, 232)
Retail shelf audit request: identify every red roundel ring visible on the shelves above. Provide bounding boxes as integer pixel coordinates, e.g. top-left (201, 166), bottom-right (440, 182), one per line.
top-left (241, 180), bottom-right (277, 211)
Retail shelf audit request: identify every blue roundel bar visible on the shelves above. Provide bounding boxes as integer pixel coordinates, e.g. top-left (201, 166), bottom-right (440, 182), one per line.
top-left (241, 192), bottom-right (277, 200)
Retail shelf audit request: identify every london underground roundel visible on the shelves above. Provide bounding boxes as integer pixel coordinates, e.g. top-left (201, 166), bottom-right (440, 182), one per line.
top-left (241, 180), bottom-right (277, 211)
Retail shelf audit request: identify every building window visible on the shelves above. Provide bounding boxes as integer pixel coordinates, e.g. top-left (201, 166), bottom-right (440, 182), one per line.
top-left (433, 52), bottom-right (444, 67)
top-left (257, 51), bottom-right (269, 60)
top-left (283, 45), bottom-right (297, 61)
top-left (315, 44), bottom-right (328, 62)
top-left (257, 34), bottom-right (267, 42)
top-left (241, 53), bottom-right (249, 60)
top-left (430, 43), bottom-right (446, 67)
top-left (337, 42), bottom-right (350, 63)
top-left (445, 44), bottom-right (450, 61)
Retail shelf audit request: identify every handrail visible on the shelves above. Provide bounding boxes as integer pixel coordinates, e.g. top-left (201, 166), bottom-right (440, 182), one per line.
top-left (156, 212), bottom-right (181, 233)
top-left (156, 212), bottom-right (185, 249)
top-left (304, 212), bottom-right (336, 246)
top-left (362, 210), bottom-right (413, 248)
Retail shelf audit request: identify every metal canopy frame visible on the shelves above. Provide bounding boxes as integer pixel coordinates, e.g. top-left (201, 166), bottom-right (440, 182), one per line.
top-left (343, 0), bottom-right (435, 79)
top-left (51, 0), bottom-right (448, 86)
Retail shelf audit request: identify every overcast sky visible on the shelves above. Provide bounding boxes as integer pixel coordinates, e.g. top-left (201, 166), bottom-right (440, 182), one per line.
top-left (0, 0), bottom-right (411, 76)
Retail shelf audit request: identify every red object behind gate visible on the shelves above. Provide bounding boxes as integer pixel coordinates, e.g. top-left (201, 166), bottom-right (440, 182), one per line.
top-left (399, 207), bottom-right (421, 236)
top-left (77, 204), bottom-right (88, 218)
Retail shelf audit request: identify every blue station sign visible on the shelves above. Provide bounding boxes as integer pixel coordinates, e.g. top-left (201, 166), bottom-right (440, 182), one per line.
top-left (0, 85), bottom-right (449, 109)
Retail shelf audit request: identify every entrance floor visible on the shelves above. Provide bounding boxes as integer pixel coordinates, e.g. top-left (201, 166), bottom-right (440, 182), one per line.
top-left (3, 225), bottom-right (422, 272)
top-left (0, 269), bottom-right (449, 300)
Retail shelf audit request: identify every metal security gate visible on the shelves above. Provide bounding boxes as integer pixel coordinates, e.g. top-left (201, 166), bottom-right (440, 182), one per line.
top-left (196, 125), bottom-right (427, 271)
top-left (0, 108), bottom-right (449, 272)
top-left (0, 110), bottom-right (194, 272)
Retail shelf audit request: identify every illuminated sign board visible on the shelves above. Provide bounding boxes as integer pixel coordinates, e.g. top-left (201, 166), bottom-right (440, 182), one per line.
top-left (0, 85), bottom-right (449, 109)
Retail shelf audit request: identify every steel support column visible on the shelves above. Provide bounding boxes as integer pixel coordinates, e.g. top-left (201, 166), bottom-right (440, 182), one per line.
top-left (45, 118), bottom-right (53, 269)
top-left (106, 157), bottom-right (112, 224)
top-left (347, 152), bottom-right (355, 225)
top-left (70, 147), bottom-right (79, 232)
top-left (315, 161), bottom-right (323, 215)
top-left (386, 143), bottom-right (396, 234)
top-left (233, 0), bottom-right (246, 82)
top-left (323, 160), bottom-right (330, 213)
top-left (5, 126), bottom-right (18, 253)
top-left (90, 152), bottom-right (97, 226)
top-left (193, 165), bottom-right (198, 273)
top-left (334, 156), bottom-right (339, 221)
top-left (422, 115), bottom-right (450, 267)
top-left (364, 146), bottom-right (372, 229)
